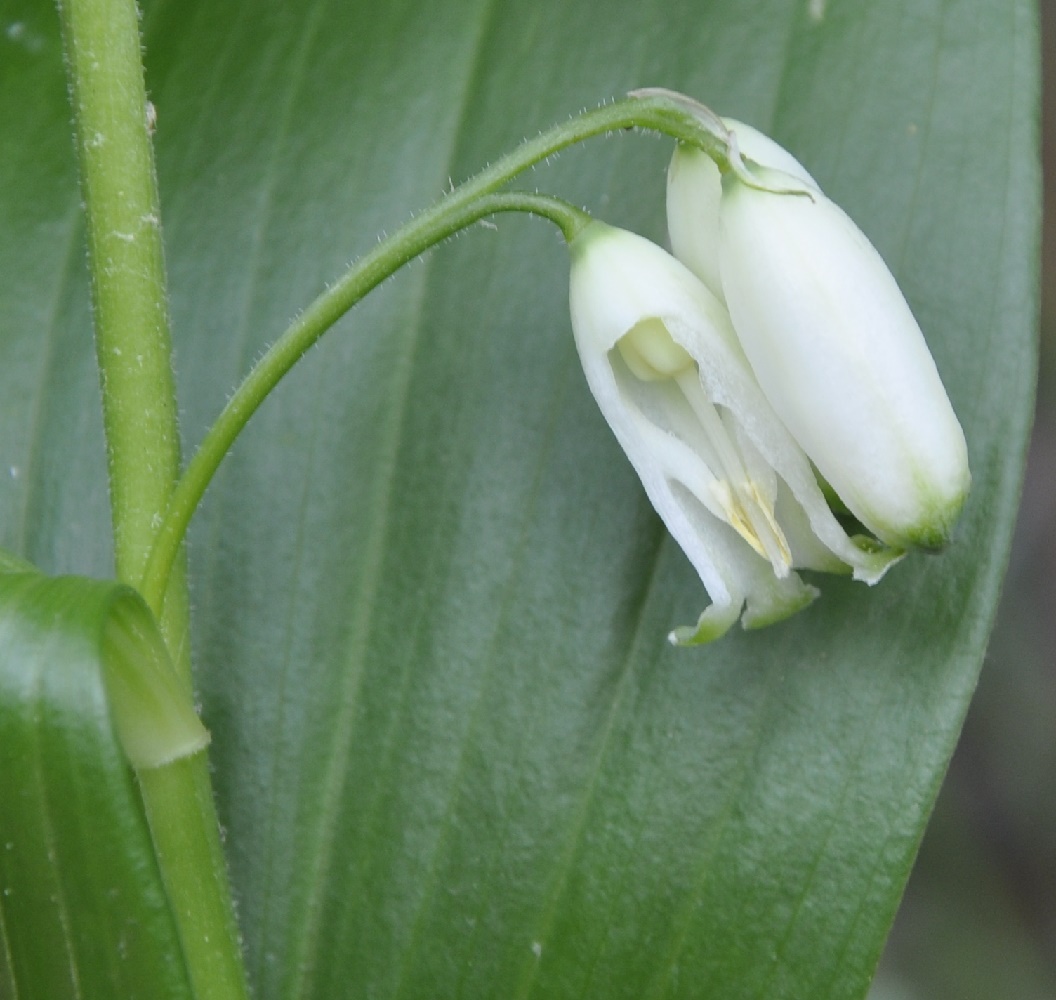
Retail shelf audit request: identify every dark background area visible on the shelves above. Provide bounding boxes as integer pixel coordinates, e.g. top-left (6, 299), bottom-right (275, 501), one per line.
top-left (874, 4), bottom-right (1056, 997)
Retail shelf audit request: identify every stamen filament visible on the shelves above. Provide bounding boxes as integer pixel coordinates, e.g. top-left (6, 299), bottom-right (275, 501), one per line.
top-left (675, 370), bottom-right (792, 572)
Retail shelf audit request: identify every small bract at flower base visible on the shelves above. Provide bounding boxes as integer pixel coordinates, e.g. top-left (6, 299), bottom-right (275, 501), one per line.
top-left (666, 120), bottom-right (818, 301)
top-left (567, 221), bottom-right (901, 645)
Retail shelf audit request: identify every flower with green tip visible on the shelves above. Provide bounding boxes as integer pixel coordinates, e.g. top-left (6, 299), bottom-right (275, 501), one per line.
top-left (665, 123), bottom-right (971, 551)
top-left (720, 165), bottom-right (970, 548)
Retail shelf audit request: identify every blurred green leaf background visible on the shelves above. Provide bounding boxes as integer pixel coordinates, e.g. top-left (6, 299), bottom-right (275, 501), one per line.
top-left (874, 2), bottom-right (1055, 996)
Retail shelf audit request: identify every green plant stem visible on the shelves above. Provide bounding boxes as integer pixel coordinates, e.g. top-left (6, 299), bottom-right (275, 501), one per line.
top-left (56, 1), bottom-right (249, 998)
top-left (138, 92), bottom-right (736, 612)
top-left (138, 757), bottom-right (248, 1000)
top-left (55, 0), bottom-right (184, 617)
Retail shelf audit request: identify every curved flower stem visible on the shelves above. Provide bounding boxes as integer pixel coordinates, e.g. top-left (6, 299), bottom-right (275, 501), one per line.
top-left (138, 191), bottom-right (587, 611)
top-left (138, 92), bottom-right (735, 616)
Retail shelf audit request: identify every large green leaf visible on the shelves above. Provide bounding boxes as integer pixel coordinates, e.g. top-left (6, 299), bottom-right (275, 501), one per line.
top-left (0, 566), bottom-right (194, 999)
top-left (0, 0), bottom-right (1039, 998)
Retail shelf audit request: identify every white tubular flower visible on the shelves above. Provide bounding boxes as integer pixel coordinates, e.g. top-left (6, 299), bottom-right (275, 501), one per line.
top-left (568, 221), bottom-right (899, 645)
top-left (721, 165), bottom-right (969, 549)
top-left (666, 122), bottom-right (970, 550)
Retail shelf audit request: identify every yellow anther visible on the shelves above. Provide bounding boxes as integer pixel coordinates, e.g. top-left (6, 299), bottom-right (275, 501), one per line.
top-left (711, 480), bottom-right (792, 574)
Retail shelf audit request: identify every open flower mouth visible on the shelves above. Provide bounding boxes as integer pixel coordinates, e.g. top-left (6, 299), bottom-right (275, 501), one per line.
top-left (613, 321), bottom-right (793, 576)
top-left (569, 218), bottom-right (927, 644)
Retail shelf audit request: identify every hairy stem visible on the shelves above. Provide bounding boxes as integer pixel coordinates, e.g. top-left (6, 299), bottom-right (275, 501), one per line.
top-left (138, 758), bottom-right (249, 1000)
top-left (138, 191), bottom-right (591, 611)
top-left (56, 1), bottom-right (248, 997)
top-left (56, 0), bottom-right (180, 607)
